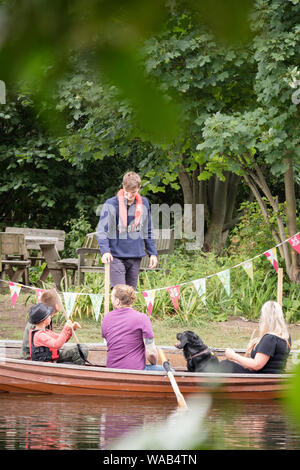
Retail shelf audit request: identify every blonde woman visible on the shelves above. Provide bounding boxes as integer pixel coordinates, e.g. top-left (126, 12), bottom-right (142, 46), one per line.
top-left (102, 284), bottom-right (164, 371)
top-left (220, 301), bottom-right (291, 373)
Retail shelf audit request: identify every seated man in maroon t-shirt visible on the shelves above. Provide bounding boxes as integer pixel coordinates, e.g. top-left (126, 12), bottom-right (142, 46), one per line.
top-left (102, 284), bottom-right (164, 371)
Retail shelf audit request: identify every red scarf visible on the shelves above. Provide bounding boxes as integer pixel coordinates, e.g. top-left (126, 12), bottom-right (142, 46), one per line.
top-left (117, 189), bottom-right (143, 233)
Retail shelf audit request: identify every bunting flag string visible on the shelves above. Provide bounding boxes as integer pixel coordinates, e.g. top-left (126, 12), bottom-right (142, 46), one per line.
top-left (217, 270), bottom-right (230, 296)
top-left (192, 278), bottom-right (206, 304)
top-left (288, 234), bottom-right (300, 254)
top-left (142, 290), bottom-right (156, 315)
top-left (89, 294), bottom-right (103, 321)
top-left (167, 285), bottom-right (180, 310)
top-left (264, 248), bottom-right (278, 272)
top-left (242, 260), bottom-right (254, 281)
top-left (36, 288), bottom-right (45, 303)
top-left (63, 293), bottom-right (77, 318)
top-left (8, 282), bottom-right (22, 307)
top-left (1, 231), bottom-right (299, 315)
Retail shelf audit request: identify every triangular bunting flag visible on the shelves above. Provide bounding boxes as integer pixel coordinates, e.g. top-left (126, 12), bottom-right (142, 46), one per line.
top-left (8, 282), bottom-right (22, 307)
top-left (242, 261), bottom-right (253, 281)
top-left (192, 278), bottom-right (206, 304)
top-left (288, 234), bottom-right (300, 255)
top-left (89, 294), bottom-right (103, 321)
top-left (264, 248), bottom-right (278, 272)
top-left (36, 288), bottom-right (45, 303)
top-left (167, 285), bottom-right (180, 310)
top-left (217, 270), bottom-right (230, 296)
top-left (142, 290), bottom-right (156, 315)
top-left (63, 292), bottom-right (77, 318)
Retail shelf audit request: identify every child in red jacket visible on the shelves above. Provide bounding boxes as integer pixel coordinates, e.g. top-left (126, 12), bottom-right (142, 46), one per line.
top-left (29, 303), bottom-right (86, 364)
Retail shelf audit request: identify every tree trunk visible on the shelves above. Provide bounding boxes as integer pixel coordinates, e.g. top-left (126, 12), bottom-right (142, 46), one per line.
top-left (221, 173), bottom-right (241, 246)
top-left (284, 159), bottom-right (300, 282)
top-left (178, 166), bottom-right (241, 252)
top-left (203, 175), bottom-right (229, 251)
top-left (243, 156), bottom-right (298, 283)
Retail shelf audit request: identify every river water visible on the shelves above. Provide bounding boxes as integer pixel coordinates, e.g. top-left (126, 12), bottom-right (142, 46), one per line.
top-left (0, 393), bottom-right (299, 450)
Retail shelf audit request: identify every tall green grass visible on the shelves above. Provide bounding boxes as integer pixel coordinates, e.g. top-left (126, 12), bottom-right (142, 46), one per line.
top-left (41, 242), bottom-right (300, 325)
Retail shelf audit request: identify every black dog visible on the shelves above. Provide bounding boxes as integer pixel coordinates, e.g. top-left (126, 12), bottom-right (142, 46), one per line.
top-left (175, 331), bottom-right (219, 372)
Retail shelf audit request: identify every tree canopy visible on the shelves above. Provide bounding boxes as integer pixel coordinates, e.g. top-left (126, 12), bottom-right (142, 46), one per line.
top-left (0, 0), bottom-right (299, 280)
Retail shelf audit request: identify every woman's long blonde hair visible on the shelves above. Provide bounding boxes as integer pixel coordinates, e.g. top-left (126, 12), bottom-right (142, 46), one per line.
top-left (245, 300), bottom-right (290, 355)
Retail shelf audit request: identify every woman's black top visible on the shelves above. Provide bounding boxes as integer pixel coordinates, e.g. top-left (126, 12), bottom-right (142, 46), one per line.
top-left (220, 333), bottom-right (291, 374)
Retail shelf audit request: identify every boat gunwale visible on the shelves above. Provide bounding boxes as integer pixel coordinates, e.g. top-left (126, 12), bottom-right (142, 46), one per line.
top-left (0, 356), bottom-right (293, 381)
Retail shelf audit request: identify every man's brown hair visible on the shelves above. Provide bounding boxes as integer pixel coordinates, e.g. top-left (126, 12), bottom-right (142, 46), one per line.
top-left (122, 172), bottom-right (141, 190)
top-left (112, 284), bottom-right (136, 306)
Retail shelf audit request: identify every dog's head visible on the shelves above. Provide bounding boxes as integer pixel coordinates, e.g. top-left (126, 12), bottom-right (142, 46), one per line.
top-left (175, 330), bottom-right (219, 372)
top-left (175, 331), bottom-right (205, 350)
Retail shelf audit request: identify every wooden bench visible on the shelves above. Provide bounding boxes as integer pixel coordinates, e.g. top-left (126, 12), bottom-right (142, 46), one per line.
top-left (139, 229), bottom-right (174, 271)
top-left (58, 229), bottom-right (175, 285)
top-left (57, 233), bottom-right (101, 286)
top-left (5, 227), bottom-right (65, 265)
top-left (5, 227), bottom-right (65, 251)
top-left (0, 232), bottom-right (31, 287)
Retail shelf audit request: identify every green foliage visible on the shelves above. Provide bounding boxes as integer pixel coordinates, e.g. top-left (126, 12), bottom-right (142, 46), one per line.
top-left (62, 235), bottom-right (300, 324)
top-left (63, 210), bottom-right (92, 258)
top-left (227, 200), bottom-right (285, 258)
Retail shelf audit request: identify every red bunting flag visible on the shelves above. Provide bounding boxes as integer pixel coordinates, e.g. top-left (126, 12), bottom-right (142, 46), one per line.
top-left (288, 234), bottom-right (300, 255)
top-left (36, 288), bottom-right (45, 303)
top-left (8, 282), bottom-right (22, 307)
top-left (264, 248), bottom-right (278, 272)
top-left (167, 285), bottom-right (180, 310)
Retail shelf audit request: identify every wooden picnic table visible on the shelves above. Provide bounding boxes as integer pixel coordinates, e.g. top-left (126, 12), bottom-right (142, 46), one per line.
top-left (24, 236), bottom-right (60, 250)
top-left (24, 237), bottom-right (63, 289)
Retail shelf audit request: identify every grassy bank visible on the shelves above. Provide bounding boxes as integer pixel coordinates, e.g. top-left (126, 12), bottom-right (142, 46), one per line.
top-left (1, 293), bottom-right (300, 351)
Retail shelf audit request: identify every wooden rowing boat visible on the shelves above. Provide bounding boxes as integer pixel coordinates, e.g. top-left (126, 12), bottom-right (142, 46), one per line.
top-left (0, 340), bottom-right (294, 400)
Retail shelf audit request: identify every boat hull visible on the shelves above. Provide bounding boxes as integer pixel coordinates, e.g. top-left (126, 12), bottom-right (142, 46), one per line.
top-left (0, 357), bottom-right (292, 400)
top-left (0, 340), bottom-right (293, 400)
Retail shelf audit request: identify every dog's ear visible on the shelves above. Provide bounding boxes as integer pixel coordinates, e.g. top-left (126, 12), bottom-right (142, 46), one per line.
top-left (187, 331), bottom-right (204, 345)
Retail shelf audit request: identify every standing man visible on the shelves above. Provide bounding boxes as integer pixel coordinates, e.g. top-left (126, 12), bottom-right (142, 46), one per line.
top-left (97, 172), bottom-right (158, 290)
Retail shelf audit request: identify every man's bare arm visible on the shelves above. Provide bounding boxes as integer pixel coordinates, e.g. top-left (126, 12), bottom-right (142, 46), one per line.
top-left (144, 337), bottom-right (158, 365)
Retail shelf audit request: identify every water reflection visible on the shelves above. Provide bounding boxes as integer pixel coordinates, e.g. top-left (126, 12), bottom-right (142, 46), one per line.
top-left (205, 398), bottom-right (300, 450)
top-left (0, 394), bottom-right (176, 450)
top-left (0, 394), bottom-right (299, 450)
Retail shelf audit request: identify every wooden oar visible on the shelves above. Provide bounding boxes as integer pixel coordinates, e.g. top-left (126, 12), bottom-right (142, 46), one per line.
top-left (158, 348), bottom-right (188, 410)
top-left (104, 261), bottom-right (110, 314)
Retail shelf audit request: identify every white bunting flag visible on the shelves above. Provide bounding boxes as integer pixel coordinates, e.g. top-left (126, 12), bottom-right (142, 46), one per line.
top-left (8, 282), bottom-right (22, 307)
top-left (242, 261), bottom-right (253, 281)
top-left (217, 269), bottom-right (230, 296)
top-left (142, 290), bottom-right (156, 315)
top-left (63, 292), bottom-right (77, 318)
top-left (192, 278), bottom-right (206, 304)
top-left (89, 294), bottom-right (103, 321)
